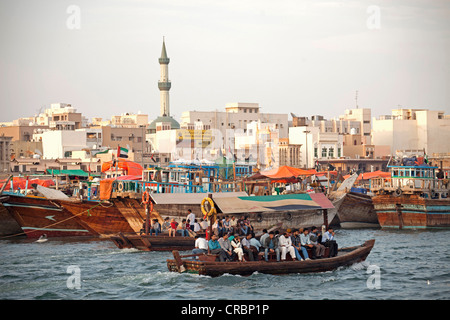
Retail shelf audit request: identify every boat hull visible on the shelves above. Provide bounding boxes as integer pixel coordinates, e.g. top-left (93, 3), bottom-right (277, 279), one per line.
top-left (111, 232), bottom-right (195, 251)
top-left (57, 199), bottom-right (136, 236)
top-left (2, 195), bottom-right (95, 238)
top-left (167, 239), bottom-right (375, 277)
top-left (337, 192), bottom-right (379, 229)
top-left (373, 194), bottom-right (450, 229)
top-left (0, 199), bottom-right (23, 237)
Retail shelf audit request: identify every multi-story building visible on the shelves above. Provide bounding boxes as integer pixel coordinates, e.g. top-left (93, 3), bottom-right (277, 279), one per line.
top-left (289, 126), bottom-right (343, 169)
top-left (180, 103), bottom-right (289, 142)
top-left (372, 109), bottom-right (450, 155)
top-left (35, 103), bottom-right (83, 129)
top-left (111, 113), bottom-right (148, 128)
top-left (337, 108), bottom-right (372, 144)
top-left (0, 135), bottom-right (12, 173)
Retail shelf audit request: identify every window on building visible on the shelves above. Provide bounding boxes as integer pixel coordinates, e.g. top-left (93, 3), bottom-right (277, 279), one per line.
top-left (329, 147), bottom-right (334, 158)
top-left (338, 148), bottom-right (341, 157)
top-left (314, 147), bottom-right (318, 158)
top-left (322, 148), bottom-right (327, 158)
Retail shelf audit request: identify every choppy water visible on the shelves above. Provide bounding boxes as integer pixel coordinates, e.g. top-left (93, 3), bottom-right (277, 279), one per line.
top-left (0, 229), bottom-right (449, 300)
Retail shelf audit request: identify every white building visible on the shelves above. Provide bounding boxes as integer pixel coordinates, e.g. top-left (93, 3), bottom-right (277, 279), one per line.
top-left (289, 126), bottom-right (343, 169)
top-left (180, 103), bottom-right (289, 141)
top-left (234, 121), bottom-right (279, 168)
top-left (41, 130), bottom-right (87, 159)
top-left (372, 109), bottom-right (450, 155)
top-left (337, 108), bottom-right (371, 144)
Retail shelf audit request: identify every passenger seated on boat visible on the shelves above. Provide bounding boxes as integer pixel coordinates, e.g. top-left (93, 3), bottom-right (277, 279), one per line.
top-left (223, 216), bottom-right (231, 234)
top-left (200, 218), bottom-right (209, 231)
top-left (246, 233), bottom-right (261, 261)
top-left (249, 233), bottom-right (262, 255)
top-left (310, 226), bottom-right (325, 258)
top-left (259, 229), bottom-right (269, 245)
top-left (218, 233), bottom-right (236, 262)
top-left (149, 219), bottom-right (161, 236)
top-left (290, 229), bottom-right (306, 261)
top-left (279, 230), bottom-right (297, 261)
top-left (229, 215), bottom-right (238, 233)
top-left (230, 234), bottom-right (245, 262)
top-left (169, 218), bottom-right (178, 237)
top-left (300, 228), bottom-right (313, 260)
top-left (263, 231), bottom-right (280, 262)
top-left (192, 219), bottom-right (201, 233)
top-left (192, 235), bottom-right (208, 256)
top-left (139, 219), bottom-right (147, 235)
top-left (321, 227), bottom-right (338, 257)
top-left (241, 233), bottom-right (255, 261)
top-left (177, 219), bottom-right (190, 237)
top-left (239, 224), bottom-right (249, 236)
top-left (208, 235), bottom-right (228, 262)
top-left (161, 217), bottom-right (171, 233)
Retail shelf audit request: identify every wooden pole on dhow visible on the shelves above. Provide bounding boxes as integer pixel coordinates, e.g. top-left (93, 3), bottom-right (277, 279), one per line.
top-left (323, 209), bottom-right (329, 229)
top-left (145, 195), bottom-right (150, 235)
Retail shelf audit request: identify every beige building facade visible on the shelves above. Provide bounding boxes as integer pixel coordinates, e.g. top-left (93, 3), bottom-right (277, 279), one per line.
top-left (372, 109), bottom-right (450, 155)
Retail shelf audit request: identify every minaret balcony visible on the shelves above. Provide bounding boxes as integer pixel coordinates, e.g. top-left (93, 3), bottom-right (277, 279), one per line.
top-left (158, 81), bottom-right (172, 90)
top-left (159, 57), bottom-right (170, 64)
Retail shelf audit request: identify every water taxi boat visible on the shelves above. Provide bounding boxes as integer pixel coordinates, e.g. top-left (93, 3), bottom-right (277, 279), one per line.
top-left (167, 239), bottom-right (375, 277)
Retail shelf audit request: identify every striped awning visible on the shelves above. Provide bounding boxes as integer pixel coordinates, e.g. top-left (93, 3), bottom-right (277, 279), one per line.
top-left (213, 193), bottom-right (334, 214)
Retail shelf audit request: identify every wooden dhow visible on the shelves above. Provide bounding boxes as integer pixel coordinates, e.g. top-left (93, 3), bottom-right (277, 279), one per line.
top-left (371, 165), bottom-right (450, 229)
top-left (167, 239), bottom-right (375, 277)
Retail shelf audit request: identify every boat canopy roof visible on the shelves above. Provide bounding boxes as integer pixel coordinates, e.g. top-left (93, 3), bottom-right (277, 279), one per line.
top-left (214, 193), bottom-right (334, 214)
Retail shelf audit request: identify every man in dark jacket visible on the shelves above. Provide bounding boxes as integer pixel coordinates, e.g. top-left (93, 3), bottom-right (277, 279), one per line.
top-left (263, 231), bottom-right (280, 262)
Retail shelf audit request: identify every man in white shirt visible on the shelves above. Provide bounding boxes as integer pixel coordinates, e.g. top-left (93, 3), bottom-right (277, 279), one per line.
top-left (186, 209), bottom-right (196, 231)
top-left (279, 230), bottom-right (296, 261)
top-left (193, 219), bottom-right (201, 233)
top-left (200, 218), bottom-right (209, 230)
top-left (192, 235), bottom-right (208, 256)
top-left (321, 226), bottom-right (338, 257)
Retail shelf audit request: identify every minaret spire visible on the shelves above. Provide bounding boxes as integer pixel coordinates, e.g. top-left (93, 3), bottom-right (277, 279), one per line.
top-left (158, 37), bottom-right (171, 116)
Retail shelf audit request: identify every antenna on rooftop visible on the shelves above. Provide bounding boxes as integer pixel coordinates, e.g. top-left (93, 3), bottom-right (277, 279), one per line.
top-left (355, 90), bottom-right (359, 109)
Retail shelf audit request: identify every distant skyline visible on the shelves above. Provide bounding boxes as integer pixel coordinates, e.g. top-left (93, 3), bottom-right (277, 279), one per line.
top-left (1, 0), bottom-right (449, 123)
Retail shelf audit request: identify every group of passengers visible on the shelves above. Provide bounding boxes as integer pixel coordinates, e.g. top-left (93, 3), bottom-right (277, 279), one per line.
top-left (193, 226), bottom-right (338, 262)
top-left (140, 209), bottom-right (209, 237)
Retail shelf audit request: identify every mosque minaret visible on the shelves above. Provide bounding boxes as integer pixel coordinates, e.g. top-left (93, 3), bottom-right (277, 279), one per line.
top-left (158, 38), bottom-right (171, 117)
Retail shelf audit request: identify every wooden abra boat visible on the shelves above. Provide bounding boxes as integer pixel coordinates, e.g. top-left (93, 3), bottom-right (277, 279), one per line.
top-left (110, 232), bottom-right (195, 251)
top-left (371, 165), bottom-right (450, 229)
top-left (167, 239), bottom-right (375, 277)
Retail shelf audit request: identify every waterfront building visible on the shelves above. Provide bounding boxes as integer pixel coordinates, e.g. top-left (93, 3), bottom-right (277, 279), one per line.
top-left (0, 135), bottom-right (12, 173)
top-left (372, 109), bottom-right (450, 155)
top-left (289, 126), bottom-right (343, 169)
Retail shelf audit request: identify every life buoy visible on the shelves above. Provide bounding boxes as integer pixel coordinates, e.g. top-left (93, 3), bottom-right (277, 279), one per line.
top-left (117, 181), bottom-right (124, 192)
top-left (256, 213), bottom-right (263, 223)
top-left (201, 197), bottom-right (215, 218)
top-left (142, 191), bottom-right (150, 204)
top-left (284, 212), bottom-right (293, 221)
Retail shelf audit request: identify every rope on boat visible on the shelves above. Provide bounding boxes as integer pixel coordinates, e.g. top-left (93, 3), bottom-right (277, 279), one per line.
top-left (0, 200), bottom-right (108, 240)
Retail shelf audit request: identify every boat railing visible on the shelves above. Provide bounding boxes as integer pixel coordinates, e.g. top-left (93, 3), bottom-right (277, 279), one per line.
top-left (371, 177), bottom-right (449, 196)
top-left (111, 180), bottom-right (206, 195)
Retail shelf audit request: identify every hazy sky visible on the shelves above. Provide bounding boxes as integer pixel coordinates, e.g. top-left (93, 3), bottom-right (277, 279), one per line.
top-left (1, 0), bottom-right (449, 123)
